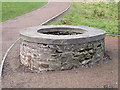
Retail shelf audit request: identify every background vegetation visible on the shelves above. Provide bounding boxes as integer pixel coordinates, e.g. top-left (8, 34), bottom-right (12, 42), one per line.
top-left (2, 2), bottom-right (47, 22)
top-left (53, 2), bottom-right (118, 34)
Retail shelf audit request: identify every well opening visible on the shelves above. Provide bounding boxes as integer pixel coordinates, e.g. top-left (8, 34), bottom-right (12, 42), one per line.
top-left (37, 28), bottom-right (86, 35)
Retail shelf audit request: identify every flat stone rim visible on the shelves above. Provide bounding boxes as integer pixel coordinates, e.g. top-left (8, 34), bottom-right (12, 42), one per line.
top-left (20, 25), bottom-right (106, 44)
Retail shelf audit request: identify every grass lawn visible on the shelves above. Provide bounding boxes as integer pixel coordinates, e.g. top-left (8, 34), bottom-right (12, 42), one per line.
top-left (52, 2), bottom-right (118, 34)
top-left (2, 2), bottom-right (47, 22)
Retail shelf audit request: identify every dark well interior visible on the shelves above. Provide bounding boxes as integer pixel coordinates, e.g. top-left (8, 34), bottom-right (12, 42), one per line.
top-left (37, 27), bottom-right (87, 35)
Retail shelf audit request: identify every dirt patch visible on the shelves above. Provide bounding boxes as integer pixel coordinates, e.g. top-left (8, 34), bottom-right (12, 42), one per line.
top-left (2, 36), bottom-right (118, 88)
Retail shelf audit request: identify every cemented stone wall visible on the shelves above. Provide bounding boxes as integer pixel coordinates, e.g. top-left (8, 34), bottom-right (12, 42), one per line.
top-left (20, 39), bottom-right (105, 71)
top-left (20, 25), bottom-right (106, 72)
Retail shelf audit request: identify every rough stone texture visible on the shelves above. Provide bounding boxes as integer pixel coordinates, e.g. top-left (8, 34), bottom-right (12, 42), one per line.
top-left (20, 39), bottom-right (105, 72)
top-left (20, 25), bottom-right (106, 72)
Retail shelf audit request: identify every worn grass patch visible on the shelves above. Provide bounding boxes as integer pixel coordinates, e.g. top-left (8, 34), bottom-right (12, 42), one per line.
top-left (53, 2), bottom-right (118, 34)
top-left (2, 2), bottom-right (47, 22)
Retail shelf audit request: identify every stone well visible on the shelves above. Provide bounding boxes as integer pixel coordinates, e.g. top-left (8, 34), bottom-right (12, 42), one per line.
top-left (20, 25), bottom-right (106, 71)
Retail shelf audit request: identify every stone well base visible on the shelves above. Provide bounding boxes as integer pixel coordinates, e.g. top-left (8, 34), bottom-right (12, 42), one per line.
top-left (20, 39), bottom-right (105, 71)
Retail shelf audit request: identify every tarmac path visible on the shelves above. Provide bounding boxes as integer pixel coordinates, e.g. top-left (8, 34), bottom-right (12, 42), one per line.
top-left (2, 2), bottom-right (70, 63)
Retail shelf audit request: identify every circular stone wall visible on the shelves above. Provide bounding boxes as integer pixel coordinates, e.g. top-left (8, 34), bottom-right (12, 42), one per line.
top-left (20, 25), bottom-right (106, 71)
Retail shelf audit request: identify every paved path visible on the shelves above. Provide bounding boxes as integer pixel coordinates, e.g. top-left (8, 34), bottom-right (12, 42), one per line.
top-left (2, 36), bottom-right (118, 88)
top-left (1, 2), bottom-right (70, 62)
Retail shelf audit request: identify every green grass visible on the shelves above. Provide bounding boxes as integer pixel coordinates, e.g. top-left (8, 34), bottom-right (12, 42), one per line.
top-left (2, 2), bottom-right (47, 22)
top-left (52, 2), bottom-right (118, 34)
